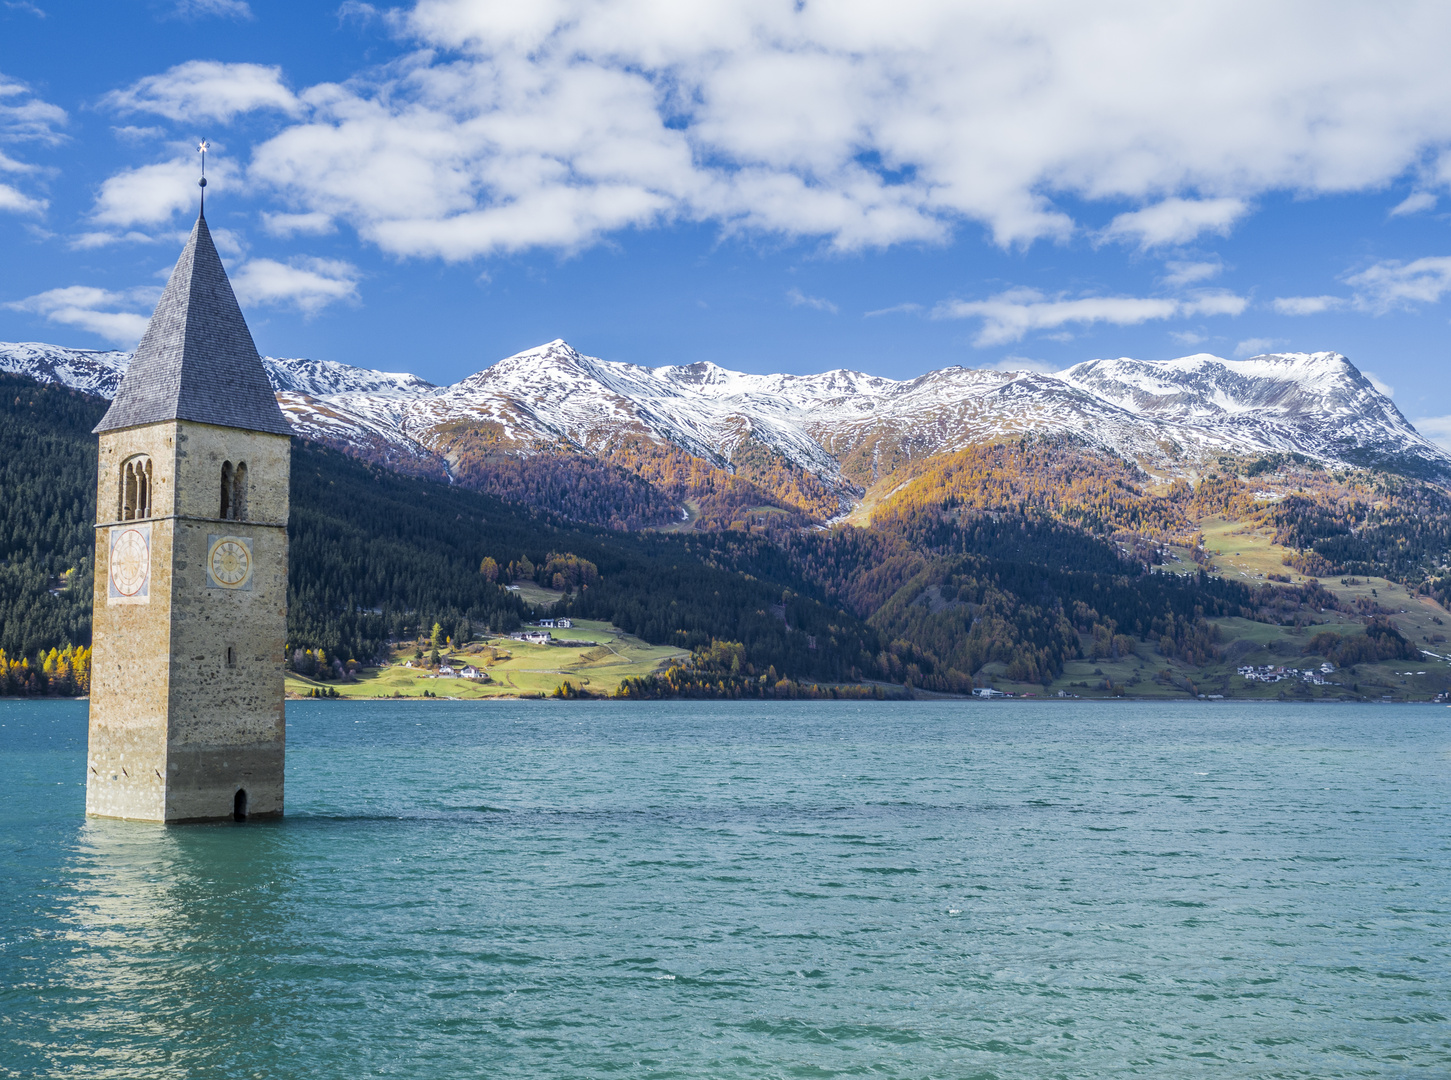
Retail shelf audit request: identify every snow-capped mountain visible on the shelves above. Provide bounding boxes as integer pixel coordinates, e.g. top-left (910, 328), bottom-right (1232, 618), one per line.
top-left (0, 342), bottom-right (130, 397)
top-left (5, 339), bottom-right (1448, 505)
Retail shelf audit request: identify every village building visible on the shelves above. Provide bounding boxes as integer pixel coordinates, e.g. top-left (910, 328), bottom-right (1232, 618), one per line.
top-left (85, 201), bottom-right (291, 824)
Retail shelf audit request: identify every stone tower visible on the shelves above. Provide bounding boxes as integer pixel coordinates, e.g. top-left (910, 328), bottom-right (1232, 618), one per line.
top-left (86, 210), bottom-right (292, 823)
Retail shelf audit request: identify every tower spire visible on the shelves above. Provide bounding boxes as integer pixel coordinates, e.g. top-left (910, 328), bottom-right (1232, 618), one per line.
top-left (197, 139), bottom-right (210, 216)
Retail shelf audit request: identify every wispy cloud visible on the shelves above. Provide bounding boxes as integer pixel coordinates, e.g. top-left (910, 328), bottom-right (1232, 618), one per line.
top-left (1390, 191), bottom-right (1436, 217)
top-left (1343, 256), bottom-right (1451, 314)
top-left (864, 302), bottom-right (922, 318)
top-left (1412, 414), bottom-right (1451, 452)
top-left (1161, 260), bottom-right (1222, 287)
top-left (170, 0), bottom-right (252, 20)
top-left (4, 285), bottom-right (160, 346)
top-left (262, 211), bottom-right (335, 238)
top-left (1362, 371), bottom-right (1394, 397)
top-left (1102, 198), bottom-right (1248, 249)
top-left (786, 287), bottom-right (837, 314)
top-left (0, 74), bottom-right (66, 143)
top-left (990, 355), bottom-right (1061, 374)
top-left (1272, 295), bottom-right (1344, 315)
top-left (1234, 337), bottom-right (1286, 357)
top-left (0, 75), bottom-right (65, 216)
top-left (231, 257), bottom-right (360, 315)
top-left (935, 287), bottom-right (1245, 346)
top-left (1274, 255), bottom-right (1451, 317)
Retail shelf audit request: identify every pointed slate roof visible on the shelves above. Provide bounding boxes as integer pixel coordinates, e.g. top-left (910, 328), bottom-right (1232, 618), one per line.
top-left (94, 213), bottom-right (291, 436)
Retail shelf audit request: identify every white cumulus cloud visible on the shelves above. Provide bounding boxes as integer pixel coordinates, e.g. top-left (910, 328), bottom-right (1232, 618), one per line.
top-left (230, 256), bottom-right (360, 314)
top-left (90, 155), bottom-right (237, 230)
top-left (86, 0), bottom-right (1451, 261)
top-left (1102, 198), bottom-right (1248, 249)
top-left (0, 182), bottom-right (44, 215)
top-left (4, 285), bottom-right (160, 346)
top-left (106, 61), bottom-right (298, 123)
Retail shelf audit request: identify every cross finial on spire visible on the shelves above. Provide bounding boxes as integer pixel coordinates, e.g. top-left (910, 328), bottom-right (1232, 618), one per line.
top-left (197, 139), bottom-right (210, 215)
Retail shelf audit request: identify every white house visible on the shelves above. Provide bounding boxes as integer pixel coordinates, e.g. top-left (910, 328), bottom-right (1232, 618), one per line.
top-left (556, 617), bottom-right (573, 629)
top-left (537, 619), bottom-right (556, 628)
top-left (972, 687), bottom-right (1007, 698)
top-left (511, 631), bottom-right (553, 644)
top-left (461, 665), bottom-right (485, 680)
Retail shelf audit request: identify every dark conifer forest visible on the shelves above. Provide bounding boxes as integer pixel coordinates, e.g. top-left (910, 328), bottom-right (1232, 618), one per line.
top-left (1, 372), bottom-right (1443, 697)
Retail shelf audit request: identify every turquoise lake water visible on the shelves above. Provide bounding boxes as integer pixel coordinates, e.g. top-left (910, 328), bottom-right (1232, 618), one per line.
top-left (2, 699), bottom-right (1449, 1079)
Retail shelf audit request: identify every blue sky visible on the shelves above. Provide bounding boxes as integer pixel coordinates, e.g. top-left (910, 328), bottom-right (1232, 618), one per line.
top-left (3, 0), bottom-right (1451, 440)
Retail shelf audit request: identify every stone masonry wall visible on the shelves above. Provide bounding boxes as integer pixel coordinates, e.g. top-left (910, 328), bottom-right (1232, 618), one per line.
top-left (165, 422), bottom-right (289, 821)
top-left (86, 420), bottom-right (291, 823)
top-left (86, 422), bottom-right (179, 821)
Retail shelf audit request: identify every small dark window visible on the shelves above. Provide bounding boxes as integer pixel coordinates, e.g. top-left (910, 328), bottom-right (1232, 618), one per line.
top-left (232, 462), bottom-right (248, 521)
top-left (225, 646), bottom-right (237, 669)
top-left (220, 461), bottom-right (233, 518)
top-left (233, 789), bottom-right (247, 822)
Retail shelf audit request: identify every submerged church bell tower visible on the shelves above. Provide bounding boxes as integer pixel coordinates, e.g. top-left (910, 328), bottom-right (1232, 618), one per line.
top-left (86, 199), bottom-right (292, 823)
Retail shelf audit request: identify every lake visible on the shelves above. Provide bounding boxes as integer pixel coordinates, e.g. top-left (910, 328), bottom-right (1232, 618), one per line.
top-left (3, 699), bottom-right (1448, 1078)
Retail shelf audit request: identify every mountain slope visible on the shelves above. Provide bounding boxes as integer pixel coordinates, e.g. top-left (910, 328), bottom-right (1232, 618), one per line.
top-left (6, 339), bottom-right (1447, 522)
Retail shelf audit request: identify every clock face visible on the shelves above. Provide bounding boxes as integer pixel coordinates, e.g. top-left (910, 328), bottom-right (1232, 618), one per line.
top-left (206, 535), bottom-right (254, 590)
top-left (109, 526), bottom-right (151, 600)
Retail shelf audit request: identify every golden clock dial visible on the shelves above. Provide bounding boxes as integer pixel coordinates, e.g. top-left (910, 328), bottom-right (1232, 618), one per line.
top-left (209, 538), bottom-right (251, 587)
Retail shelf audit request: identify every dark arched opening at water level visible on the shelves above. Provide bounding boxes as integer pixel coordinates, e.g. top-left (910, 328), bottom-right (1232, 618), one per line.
top-left (233, 789), bottom-right (247, 822)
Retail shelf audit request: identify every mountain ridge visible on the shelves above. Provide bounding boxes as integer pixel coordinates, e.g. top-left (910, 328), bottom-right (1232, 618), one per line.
top-left (4, 339), bottom-right (1446, 516)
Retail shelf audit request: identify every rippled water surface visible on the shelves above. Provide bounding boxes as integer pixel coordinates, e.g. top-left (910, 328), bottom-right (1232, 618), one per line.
top-left (3, 699), bottom-right (1449, 1078)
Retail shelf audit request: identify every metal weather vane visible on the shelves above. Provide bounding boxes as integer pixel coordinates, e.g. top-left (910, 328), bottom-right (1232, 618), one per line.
top-left (197, 139), bottom-right (210, 212)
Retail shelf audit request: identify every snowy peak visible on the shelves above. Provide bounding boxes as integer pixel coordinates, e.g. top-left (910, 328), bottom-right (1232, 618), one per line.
top-left (5, 339), bottom-right (1449, 511)
top-left (0, 342), bottom-right (130, 398)
top-left (263, 357), bottom-right (438, 398)
top-left (1060, 351), bottom-right (1374, 415)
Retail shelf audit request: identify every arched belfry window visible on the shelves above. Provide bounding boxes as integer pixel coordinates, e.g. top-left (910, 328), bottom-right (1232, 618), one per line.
top-left (120, 456), bottom-right (152, 520)
top-left (232, 462), bottom-right (248, 521)
top-left (221, 461), bottom-right (248, 521)
top-left (220, 461), bottom-right (233, 518)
